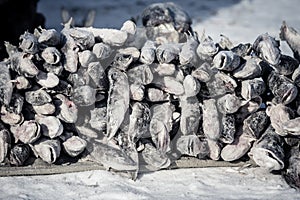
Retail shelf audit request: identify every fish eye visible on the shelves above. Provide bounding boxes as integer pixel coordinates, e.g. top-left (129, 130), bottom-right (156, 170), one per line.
top-left (264, 55), bottom-right (269, 61)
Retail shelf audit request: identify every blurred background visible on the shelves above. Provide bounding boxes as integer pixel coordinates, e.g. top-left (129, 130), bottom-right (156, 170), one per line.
top-left (0, 0), bottom-right (300, 58)
top-left (37, 0), bottom-right (300, 43)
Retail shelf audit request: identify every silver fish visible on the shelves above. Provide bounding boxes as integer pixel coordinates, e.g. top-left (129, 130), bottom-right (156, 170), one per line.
top-left (196, 31), bottom-right (218, 61)
top-left (63, 136), bottom-right (87, 157)
top-left (156, 43), bottom-right (181, 64)
top-left (15, 76), bottom-right (31, 90)
top-left (140, 40), bottom-right (156, 64)
top-left (191, 62), bottom-right (212, 83)
top-left (253, 33), bottom-right (281, 66)
top-left (179, 96), bottom-right (200, 136)
top-left (241, 78), bottom-right (266, 100)
top-left (219, 114), bottom-right (236, 144)
top-left (72, 85), bottom-right (96, 107)
top-left (54, 94), bottom-right (78, 123)
top-left (129, 84), bottom-right (145, 101)
top-left (10, 53), bottom-right (39, 78)
top-left (250, 126), bottom-right (285, 171)
top-left (202, 99), bottom-right (221, 141)
top-left (179, 33), bottom-right (199, 65)
top-left (92, 42), bottom-right (112, 60)
top-left (36, 115), bottom-right (63, 139)
top-left (41, 47), bottom-right (61, 65)
top-left (37, 28), bottom-right (61, 46)
top-left (32, 139), bottom-right (61, 164)
top-left (213, 50), bottom-right (240, 71)
top-left (217, 94), bottom-right (241, 114)
top-left (176, 135), bottom-right (207, 157)
top-left (88, 140), bottom-right (138, 171)
top-left (140, 143), bottom-right (171, 171)
top-left (282, 117), bottom-right (300, 136)
top-left (233, 56), bottom-right (262, 79)
top-left (78, 50), bottom-right (97, 68)
top-left (89, 106), bottom-right (107, 132)
top-left (78, 27), bottom-right (128, 47)
top-left (127, 64), bottom-right (153, 85)
top-left (9, 144), bottom-right (30, 166)
top-left (266, 103), bottom-right (294, 136)
top-left (25, 89), bottom-right (52, 106)
top-left (36, 71), bottom-right (60, 88)
top-left (220, 127), bottom-right (253, 162)
top-left (13, 120), bottom-right (41, 144)
top-left (150, 102), bottom-right (174, 153)
top-left (106, 68), bottom-right (130, 140)
top-left (183, 75), bottom-right (200, 97)
top-left (146, 87), bottom-right (170, 102)
top-left (280, 21), bottom-right (300, 62)
top-left (19, 31), bottom-right (39, 54)
top-left (128, 102), bottom-right (151, 142)
top-left (0, 128), bottom-right (11, 163)
top-left (268, 71), bottom-right (298, 105)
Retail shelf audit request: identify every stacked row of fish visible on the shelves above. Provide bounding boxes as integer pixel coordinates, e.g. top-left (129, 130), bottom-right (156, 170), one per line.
top-left (0, 2), bottom-right (299, 189)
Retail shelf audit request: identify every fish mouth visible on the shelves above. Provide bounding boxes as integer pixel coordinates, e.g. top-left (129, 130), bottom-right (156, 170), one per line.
top-left (282, 86), bottom-right (297, 104)
top-left (219, 54), bottom-right (226, 68)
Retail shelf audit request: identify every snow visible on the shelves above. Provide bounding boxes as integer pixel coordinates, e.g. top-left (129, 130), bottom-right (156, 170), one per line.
top-left (1, 0), bottom-right (300, 199)
top-left (1, 167), bottom-right (299, 200)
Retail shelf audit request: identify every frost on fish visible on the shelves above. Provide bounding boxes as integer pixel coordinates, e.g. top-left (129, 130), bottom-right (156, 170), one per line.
top-left (196, 31), bottom-right (218, 61)
top-left (106, 67), bottom-right (130, 140)
top-left (233, 56), bottom-right (262, 79)
top-left (213, 51), bottom-right (240, 72)
top-left (128, 102), bottom-right (151, 142)
top-left (202, 99), bottom-right (221, 141)
top-left (150, 103), bottom-right (174, 153)
top-left (3, 2), bottom-right (300, 189)
top-left (267, 71), bottom-right (298, 105)
top-left (88, 140), bottom-right (138, 171)
top-left (253, 33), bottom-right (281, 66)
top-left (179, 96), bottom-right (200, 136)
top-left (176, 135), bottom-right (207, 157)
top-left (156, 43), bottom-right (182, 64)
top-left (140, 40), bottom-right (156, 64)
top-left (179, 33), bottom-right (199, 65)
top-left (280, 21), bottom-right (300, 62)
top-left (283, 145), bottom-right (300, 190)
top-left (0, 62), bottom-right (13, 105)
top-left (250, 126), bottom-right (285, 171)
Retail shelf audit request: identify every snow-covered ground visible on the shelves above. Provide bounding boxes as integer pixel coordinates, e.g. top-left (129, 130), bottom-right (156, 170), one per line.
top-left (0, 167), bottom-right (299, 200)
top-left (1, 0), bottom-right (300, 199)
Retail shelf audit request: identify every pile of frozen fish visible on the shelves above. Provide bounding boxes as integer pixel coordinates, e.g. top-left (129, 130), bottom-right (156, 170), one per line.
top-left (0, 2), bottom-right (300, 189)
